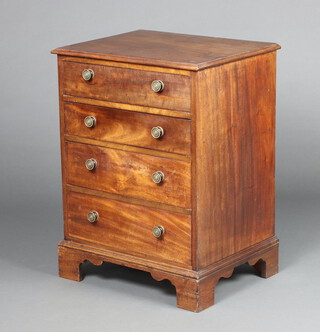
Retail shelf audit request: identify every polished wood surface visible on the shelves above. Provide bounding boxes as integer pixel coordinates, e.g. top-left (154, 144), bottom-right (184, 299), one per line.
top-left (52, 30), bottom-right (280, 71)
top-left (66, 191), bottom-right (191, 267)
top-left (66, 142), bottom-right (191, 208)
top-left (64, 102), bottom-right (191, 155)
top-left (62, 60), bottom-right (191, 111)
top-left (192, 52), bottom-right (276, 269)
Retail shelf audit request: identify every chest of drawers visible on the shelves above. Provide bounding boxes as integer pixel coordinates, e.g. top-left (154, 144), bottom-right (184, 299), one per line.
top-left (52, 30), bottom-right (280, 312)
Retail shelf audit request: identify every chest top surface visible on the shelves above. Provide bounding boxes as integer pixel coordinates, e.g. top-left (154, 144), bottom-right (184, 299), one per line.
top-left (52, 30), bottom-right (280, 71)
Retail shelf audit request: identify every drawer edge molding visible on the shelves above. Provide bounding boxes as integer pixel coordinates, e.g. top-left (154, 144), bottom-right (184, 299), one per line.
top-left (66, 184), bottom-right (192, 215)
top-left (59, 56), bottom-right (191, 76)
top-left (64, 134), bottom-right (191, 162)
top-left (62, 95), bottom-right (192, 119)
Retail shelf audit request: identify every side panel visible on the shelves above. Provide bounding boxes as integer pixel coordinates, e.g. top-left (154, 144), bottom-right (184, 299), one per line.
top-left (57, 56), bottom-right (69, 239)
top-left (193, 52), bottom-right (277, 269)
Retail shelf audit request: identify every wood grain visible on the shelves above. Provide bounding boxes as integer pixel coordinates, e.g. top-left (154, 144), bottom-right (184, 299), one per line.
top-left (66, 191), bottom-right (191, 267)
top-left (192, 52), bottom-right (277, 269)
top-left (64, 102), bottom-right (191, 155)
top-left (66, 142), bottom-right (191, 208)
top-left (52, 30), bottom-right (280, 71)
top-left (62, 60), bottom-right (191, 111)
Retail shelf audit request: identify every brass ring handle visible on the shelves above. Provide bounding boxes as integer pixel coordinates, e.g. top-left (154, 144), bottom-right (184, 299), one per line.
top-left (152, 171), bottom-right (164, 184)
top-left (87, 211), bottom-right (99, 223)
top-left (151, 126), bottom-right (164, 139)
top-left (152, 225), bottom-right (164, 238)
top-left (84, 116), bottom-right (96, 128)
top-left (82, 69), bottom-right (94, 81)
top-left (85, 158), bottom-right (97, 171)
top-left (151, 80), bottom-right (164, 93)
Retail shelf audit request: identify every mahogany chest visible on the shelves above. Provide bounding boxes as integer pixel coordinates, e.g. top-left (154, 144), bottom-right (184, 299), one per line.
top-left (52, 30), bottom-right (280, 312)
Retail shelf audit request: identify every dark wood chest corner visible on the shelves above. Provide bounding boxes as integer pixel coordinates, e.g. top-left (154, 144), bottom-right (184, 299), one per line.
top-left (52, 30), bottom-right (280, 312)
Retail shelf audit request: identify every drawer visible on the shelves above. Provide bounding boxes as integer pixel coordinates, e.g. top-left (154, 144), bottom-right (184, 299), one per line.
top-left (66, 191), bottom-right (191, 267)
top-left (66, 142), bottom-right (191, 208)
top-left (64, 103), bottom-right (191, 155)
top-left (62, 61), bottom-right (191, 111)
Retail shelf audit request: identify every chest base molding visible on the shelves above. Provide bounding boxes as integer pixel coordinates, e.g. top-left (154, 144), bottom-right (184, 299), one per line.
top-left (58, 237), bottom-right (278, 312)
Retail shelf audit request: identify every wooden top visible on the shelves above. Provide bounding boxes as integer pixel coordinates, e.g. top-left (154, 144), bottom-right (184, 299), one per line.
top-left (52, 30), bottom-right (280, 71)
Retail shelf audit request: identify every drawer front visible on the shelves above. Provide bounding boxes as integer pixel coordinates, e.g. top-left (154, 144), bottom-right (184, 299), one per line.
top-left (62, 61), bottom-right (191, 111)
top-left (66, 191), bottom-right (191, 267)
top-left (64, 103), bottom-right (191, 155)
top-left (66, 142), bottom-right (191, 208)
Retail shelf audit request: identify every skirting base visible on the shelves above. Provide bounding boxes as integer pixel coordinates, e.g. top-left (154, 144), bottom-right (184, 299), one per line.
top-left (58, 236), bottom-right (279, 312)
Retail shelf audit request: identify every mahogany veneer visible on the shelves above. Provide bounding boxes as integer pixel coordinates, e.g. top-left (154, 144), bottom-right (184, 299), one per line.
top-left (62, 60), bottom-right (191, 111)
top-left (64, 103), bottom-right (191, 155)
top-left (52, 30), bottom-right (280, 312)
top-left (66, 142), bottom-right (191, 208)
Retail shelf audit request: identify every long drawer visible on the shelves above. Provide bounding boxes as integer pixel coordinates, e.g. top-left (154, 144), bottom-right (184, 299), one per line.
top-left (62, 61), bottom-right (191, 111)
top-left (64, 103), bottom-right (191, 155)
top-left (66, 191), bottom-right (191, 267)
top-left (66, 142), bottom-right (191, 208)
